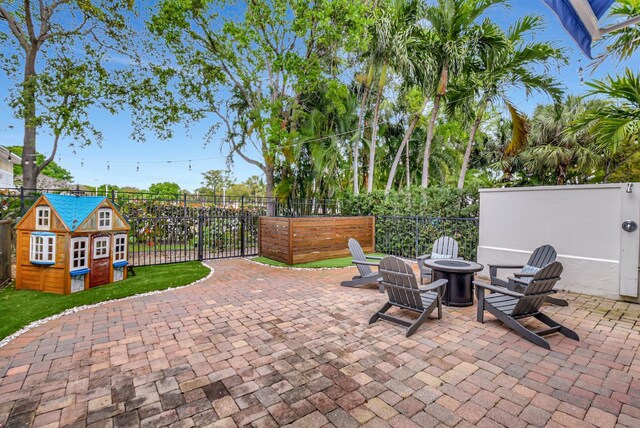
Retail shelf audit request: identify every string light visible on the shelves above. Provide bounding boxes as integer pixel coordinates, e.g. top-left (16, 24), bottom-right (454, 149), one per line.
top-left (59, 91), bottom-right (537, 172)
top-left (578, 60), bottom-right (584, 86)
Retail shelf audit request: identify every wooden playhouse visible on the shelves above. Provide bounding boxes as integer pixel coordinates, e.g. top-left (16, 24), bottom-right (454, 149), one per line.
top-left (15, 194), bottom-right (130, 294)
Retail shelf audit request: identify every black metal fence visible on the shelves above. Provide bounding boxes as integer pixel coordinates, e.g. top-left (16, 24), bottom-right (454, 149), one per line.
top-left (0, 187), bottom-right (342, 267)
top-left (0, 187), bottom-right (480, 267)
top-left (375, 216), bottom-right (480, 261)
top-left (0, 187), bottom-right (341, 218)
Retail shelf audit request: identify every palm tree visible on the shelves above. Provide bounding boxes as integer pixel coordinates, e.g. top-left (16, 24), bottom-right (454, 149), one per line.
top-left (362, 0), bottom-right (420, 192)
top-left (384, 88), bottom-right (432, 192)
top-left (419, 0), bottom-right (506, 188)
top-left (574, 69), bottom-right (640, 152)
top-left (451, 16), bottom-right (565, 188)
top-left (572, 69), bottom-right (640, 183)
top-left (352, 69), bottom-right (373, 196)
top-left (524, 96), bottom-right (603, 185)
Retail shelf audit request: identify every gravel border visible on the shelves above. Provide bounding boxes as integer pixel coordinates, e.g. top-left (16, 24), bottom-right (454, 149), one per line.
top-left (244, 256), bottom-right (419, 271)
top-left (245, 257), bottom-right (353, 271)
top-left (0, 262), bottom-right (214, 349)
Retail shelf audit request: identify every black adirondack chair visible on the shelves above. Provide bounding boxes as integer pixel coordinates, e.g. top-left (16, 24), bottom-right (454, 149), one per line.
top-left (475, 261), bottom-right (579, 350)
top-left (489, 244), bottom-right (567, 306)
top-left (341, 238), bottom-right (384, 292)
top-left (417, 236), bottom-right (459, 284)
top-left (370, 256), bottom-right (448, 337)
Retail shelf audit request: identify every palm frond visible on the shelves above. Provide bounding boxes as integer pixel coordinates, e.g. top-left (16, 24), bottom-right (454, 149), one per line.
top-left (504, 102), bottom-right (529, 157)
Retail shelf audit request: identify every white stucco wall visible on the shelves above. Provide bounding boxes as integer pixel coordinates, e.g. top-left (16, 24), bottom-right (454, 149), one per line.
top-left (478, 183), bottom-right (640, 302)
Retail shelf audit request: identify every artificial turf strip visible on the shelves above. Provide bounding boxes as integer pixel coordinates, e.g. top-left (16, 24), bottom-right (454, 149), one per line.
top-left (0, 261), bottom-right (210, 341)
top-left (252, 253), bottom-right (387, 269)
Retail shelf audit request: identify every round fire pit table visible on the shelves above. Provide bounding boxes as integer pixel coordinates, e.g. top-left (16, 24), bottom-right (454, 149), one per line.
top-left (423, 259), bottom-right (484, 307)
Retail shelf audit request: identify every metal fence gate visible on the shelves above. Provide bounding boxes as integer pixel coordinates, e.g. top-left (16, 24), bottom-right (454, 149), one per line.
top-left (126, 212), bottom-right (261, 267)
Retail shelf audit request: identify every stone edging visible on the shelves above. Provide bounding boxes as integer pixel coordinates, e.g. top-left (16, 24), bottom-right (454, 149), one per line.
top-left (0, 262), bottom-right (214, 349)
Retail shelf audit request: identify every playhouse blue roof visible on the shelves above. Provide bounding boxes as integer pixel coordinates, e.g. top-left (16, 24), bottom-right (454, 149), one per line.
top-left (44, 194), bottom-right (107, 231)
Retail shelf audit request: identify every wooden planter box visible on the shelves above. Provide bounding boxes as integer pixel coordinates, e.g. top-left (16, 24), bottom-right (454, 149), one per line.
top-left (259, 216), bottom-right (375, 265)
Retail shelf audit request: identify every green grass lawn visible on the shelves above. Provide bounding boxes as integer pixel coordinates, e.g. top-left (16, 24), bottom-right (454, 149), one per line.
top-left (0, 261), bottom-right (210, 341)
top-left (252, 253), bottom-right (387, 269)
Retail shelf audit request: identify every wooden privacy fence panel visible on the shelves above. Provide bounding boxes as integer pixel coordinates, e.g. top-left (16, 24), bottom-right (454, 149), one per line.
top-left (259, 216), bottom-right (375, 265)
top-left (0, 220), bottom-right (13, 286)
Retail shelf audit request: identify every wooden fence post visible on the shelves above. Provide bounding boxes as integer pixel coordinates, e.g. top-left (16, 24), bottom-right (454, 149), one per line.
top-left (0, 219), bottom-right (13, 286)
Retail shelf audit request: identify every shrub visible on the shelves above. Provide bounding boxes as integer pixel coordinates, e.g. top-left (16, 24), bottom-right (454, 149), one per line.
top-left (340, 186), bottom-right (479, 218)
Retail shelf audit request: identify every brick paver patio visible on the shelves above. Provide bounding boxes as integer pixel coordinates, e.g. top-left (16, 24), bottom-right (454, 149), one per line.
top-left (0, 259), bottom-right (639, 427)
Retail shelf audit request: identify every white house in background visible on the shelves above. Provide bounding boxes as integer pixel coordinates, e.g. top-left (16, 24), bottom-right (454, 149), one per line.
top-left (0, 146), bottom-right (21, 188)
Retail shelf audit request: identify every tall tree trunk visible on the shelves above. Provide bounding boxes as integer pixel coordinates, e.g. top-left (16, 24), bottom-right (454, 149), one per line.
top-left (385, 96), bottom-right (429, 192)
top-left (457, 98), bottom-right (488, 189)
top-left (405, 137), bottom-right (410, 188)
top-left (353, 83), bottom-right (370, 196)
top-left (22, 48), bottom-right (38, 192)
top-left (265, 163), bottom-right (276, 216)
top-left (367, 65), bottom-right (387, 193)
top-left (422, 63), bottom-right (448, 188)
top-left (557, 163), bottom-right (567, 185)
top-left (421, 94), bottom-right (442, 188)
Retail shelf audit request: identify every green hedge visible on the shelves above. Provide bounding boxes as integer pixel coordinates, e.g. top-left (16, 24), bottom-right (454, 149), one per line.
top-left (340, 186), bottom-right (480, 260)
top-left (340, 186), bottom-right (479, 217)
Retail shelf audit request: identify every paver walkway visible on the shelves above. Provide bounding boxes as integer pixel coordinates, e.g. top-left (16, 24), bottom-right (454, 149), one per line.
top-left (0, 259), bottom-right (639, 428)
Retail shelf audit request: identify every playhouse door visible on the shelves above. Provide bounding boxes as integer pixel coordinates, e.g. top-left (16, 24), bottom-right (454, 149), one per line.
top-left (90, 236), bottom-right (110, 287)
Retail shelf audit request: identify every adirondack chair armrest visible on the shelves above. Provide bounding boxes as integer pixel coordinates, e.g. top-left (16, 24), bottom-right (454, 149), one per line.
top-left (419, 279), bottom-right (447, 293)
top-left (488, 264), bottom-right (524, 278)
top-left (417, 254), bottom-right (431, 262)
top-left (474, 280), bottom-right (524, 298)
top-left (508, 276), bottom-right (531, 286)
top-left (488, 264), bottom-right (525, 269)
top-left (513, 272), bottom-right (535, 278)
top-left (366, 255), bottom-right (384, 260)
top-left (352, 260), bottom-right (379, 267)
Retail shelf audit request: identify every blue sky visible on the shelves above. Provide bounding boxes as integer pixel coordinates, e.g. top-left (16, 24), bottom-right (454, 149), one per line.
top-left (0, 1), bottom-right (637, 192)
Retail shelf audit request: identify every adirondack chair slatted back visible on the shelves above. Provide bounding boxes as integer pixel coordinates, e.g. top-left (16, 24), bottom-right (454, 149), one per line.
top-left (349, 238), bottom-right (372, 277)
top-left (379, 257), bottom-right (423, 311)
top-left (432, 236), bottom-right (459, 259)
top-left (528, 245), bottom-right (557, 268)
top-left (512, 262), bottom-right (563, 317)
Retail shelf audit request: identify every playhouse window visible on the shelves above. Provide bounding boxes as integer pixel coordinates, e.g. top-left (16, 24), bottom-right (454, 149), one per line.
top-left (98, 209), bottom-right (112, 230)
top-left (30, 234), bottom-right (56, 264)
top-left (35, 207), bottom-right (50, 230)
top-left (70, 237), bottom-right (89, 269)
top-left (113, 234), bottom-right (127, 262)
top-left (93, 237), bottom-right (110, 258)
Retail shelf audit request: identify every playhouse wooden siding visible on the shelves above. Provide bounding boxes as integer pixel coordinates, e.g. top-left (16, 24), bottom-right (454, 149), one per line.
top-left (15, 195), bottom-right (130, 294)
top-left (259, 216), bottom-right (375, 265)
top-left (16, 232), bottom-right (69, 293)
